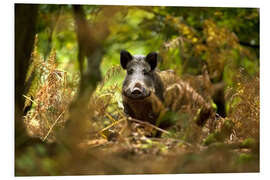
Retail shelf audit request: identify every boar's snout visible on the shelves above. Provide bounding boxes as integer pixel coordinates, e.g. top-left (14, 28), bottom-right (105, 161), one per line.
top-left (131, 87), bottom-right (142, 95)
top-left (131, 82), bottom-right (143, 95)
top-left (124, 82), bottom-right (150, 100)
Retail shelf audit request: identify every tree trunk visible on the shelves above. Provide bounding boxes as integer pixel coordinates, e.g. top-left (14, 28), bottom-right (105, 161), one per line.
top-left (15, 4), bottom-right (39, 149)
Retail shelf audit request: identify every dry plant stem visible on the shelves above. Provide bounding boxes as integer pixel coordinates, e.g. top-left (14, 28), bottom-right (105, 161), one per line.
top-left (42, 110), bottom-right (65, 141)
top-left (128, 117), bottom-right (170, 135)
top-left (23, 94), bottom-right (37, 105)
top-left (119, 117), bottom-right (128, 136)
top-left (105, 113), bottom-right (116, 123)
top-left (98, 118), bottom-right (126, 135)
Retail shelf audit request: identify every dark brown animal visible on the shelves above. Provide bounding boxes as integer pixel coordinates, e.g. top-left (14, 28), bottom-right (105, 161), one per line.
top-left (120, 50), bottom-right (213, 130)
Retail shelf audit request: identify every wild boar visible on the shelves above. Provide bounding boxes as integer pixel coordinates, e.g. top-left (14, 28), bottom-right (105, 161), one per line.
top-left (120, 50), bottom-right (213, 130)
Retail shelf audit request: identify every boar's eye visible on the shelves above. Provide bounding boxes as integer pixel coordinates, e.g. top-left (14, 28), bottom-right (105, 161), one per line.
top-left (127, 69), bottom-right (134, 75)
top-left (143, 69), bottom-right (150, 75)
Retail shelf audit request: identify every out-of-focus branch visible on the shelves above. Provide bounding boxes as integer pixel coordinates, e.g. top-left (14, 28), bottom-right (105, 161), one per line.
top-left (61, 5), bottom-right (119, 151)
top-left (72, 5), bottom-right (118, 96)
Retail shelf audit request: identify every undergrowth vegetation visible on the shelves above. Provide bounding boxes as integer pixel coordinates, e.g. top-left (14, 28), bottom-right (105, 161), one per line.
top-left (19, 38), bottom-right (259, 175)
top-left (16, 5), bottom-right (259, 175)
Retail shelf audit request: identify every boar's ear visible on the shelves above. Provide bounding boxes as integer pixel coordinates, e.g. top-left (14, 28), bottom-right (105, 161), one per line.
top-left (120, 50), bottom-right (133, 69)
top-left (146, 52), bottom-right (158, 70)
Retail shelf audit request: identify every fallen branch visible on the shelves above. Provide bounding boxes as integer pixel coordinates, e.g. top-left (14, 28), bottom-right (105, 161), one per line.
top-left (97, 118), bottom-right (126, 135)
top-left (127, 117), bottom-right (170, 135)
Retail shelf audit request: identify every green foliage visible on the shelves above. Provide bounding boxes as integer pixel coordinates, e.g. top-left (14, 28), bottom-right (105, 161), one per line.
top-left (156, 110), bottom-right (180, 127)
top-left (16, 144), bottom-right (58, 176)
top-left (35, 5), bottom-right (259, 87)
top-left (203, 133), bottom-right (219, 146)
top-left (17, 4), bottom-right (259, 175)
top-left (236, 153), bottom-right (255, 165)
top-left (242, 138), bottom-right (256, 147)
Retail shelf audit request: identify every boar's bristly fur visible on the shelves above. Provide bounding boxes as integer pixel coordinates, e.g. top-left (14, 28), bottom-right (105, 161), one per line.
top-left (120, 50), bottom-right (214, 130)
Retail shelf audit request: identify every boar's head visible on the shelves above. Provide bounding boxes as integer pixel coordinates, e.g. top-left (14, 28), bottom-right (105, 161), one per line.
top-left (120, 50), bottom-right (162, 101)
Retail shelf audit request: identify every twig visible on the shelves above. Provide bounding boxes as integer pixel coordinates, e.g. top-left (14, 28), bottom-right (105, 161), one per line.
top-left (97, 118), bottom-right (126, 135)
top-left (42, 110), bottom-right (65, 141)
top-left (116, 108), bottom-right (126, 118)
top-left (98, 93), bottom-right (113, 98)
top-left (105, 113), bottom-right (116, 123)
top-left (119, 117), bottom-right (128, 136)
top-left (127, 117), bottom-right (170, 134)
top-left (23, 94), bottom-right (37, 105)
